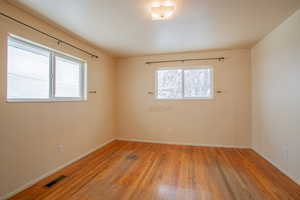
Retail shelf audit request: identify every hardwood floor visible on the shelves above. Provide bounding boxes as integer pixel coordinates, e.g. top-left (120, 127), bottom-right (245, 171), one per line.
top-left (10, 140), bottom-right (300, 200)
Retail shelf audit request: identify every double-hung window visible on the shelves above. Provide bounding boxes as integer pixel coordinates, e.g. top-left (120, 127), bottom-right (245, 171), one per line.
top-left (156, 67), bottom-right (213, 99)
top-left (7, 36), bottom-right (86, 102)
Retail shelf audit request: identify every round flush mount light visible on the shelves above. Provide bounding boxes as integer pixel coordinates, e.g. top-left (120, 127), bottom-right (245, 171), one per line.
top-left (150, 0), bottom-right (176, 20)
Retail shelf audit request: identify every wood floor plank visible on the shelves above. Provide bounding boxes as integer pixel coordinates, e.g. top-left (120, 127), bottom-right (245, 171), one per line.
top-left (10, 141), bottom-right (300, 200)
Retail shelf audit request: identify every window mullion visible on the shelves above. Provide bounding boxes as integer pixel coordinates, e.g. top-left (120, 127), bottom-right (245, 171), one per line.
top-left (50, 52), bottom-right (55, 100)
top-left (48, 52), bottom-right (52, 100)
top-left (181, 70), bottom-right (184, 99)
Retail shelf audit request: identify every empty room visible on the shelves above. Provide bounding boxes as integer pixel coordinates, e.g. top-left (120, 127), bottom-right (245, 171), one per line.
top-left (0, 0), bottom-right (300, 199)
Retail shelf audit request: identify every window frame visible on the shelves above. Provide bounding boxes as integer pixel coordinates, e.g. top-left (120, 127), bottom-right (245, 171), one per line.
top-left (52, 52), bottom-right (86, 101)
top-left (6, 35), bottom-right (87, 103)
top-left (155, 66), bottom-right (214, 100)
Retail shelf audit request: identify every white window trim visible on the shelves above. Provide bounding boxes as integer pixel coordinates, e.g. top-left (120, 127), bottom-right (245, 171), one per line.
top-left (52, 52), bottom-right (86, 101)
top-left (155, 67), bottom-right (214, 100)
top-left (6, 35), bottom-right (87, 103)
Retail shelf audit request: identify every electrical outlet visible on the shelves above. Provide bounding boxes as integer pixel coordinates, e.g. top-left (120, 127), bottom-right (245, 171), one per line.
top-left (57, 144), bottom-right (64, 152)
top-left (167, 128), bottom-right (173, 133)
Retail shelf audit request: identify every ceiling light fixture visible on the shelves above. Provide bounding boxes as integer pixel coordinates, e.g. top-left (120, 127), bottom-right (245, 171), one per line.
top-left (150, 0), bottom-right (176, 20)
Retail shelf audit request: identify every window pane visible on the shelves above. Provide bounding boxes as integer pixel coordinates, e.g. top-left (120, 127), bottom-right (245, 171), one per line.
top-left (55, 56), bottom-right (82, 98)
top-left (184, 69), bottom-right (213, 98)
top-left (7, 38), bottom-right (50, 99)
top-left (157, 70), bottom-right (182, 99)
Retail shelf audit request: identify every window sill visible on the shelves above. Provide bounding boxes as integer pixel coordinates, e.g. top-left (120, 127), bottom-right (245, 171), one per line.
top-left (6, 98), bottom-right (87, 103)
top-left (155, 97), bottom-right (215, 101)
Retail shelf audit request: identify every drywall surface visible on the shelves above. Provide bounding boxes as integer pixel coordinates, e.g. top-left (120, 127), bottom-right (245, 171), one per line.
top-left (251, 9), bottom-right (300, 184)
top-left (0, 1), bottom-right (116, 197)
top-left (116, 49), bottom-right (251, 147)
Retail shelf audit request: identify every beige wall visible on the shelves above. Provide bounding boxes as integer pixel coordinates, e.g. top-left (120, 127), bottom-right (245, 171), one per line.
top-left (0, 1), bottom-right (116, 198)
top-left (116, 49), bottom-right (251, 147)
top-left (1, 0), bottom-right (298, 197)
top-left (251, 9), bottom-right (300, 185)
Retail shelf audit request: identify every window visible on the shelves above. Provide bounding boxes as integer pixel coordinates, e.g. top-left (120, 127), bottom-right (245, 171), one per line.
top-left (7, 36), bottom-right (86, 102)
top-left (157, 69), bottom-right (183, 99)
top-left (156, 68), bottom-right (213, 99)
top-left (54, 55), bottom-right (83, 98)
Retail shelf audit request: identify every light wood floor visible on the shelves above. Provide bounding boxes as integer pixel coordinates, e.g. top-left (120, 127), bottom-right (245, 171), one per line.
top-left (11, 140), bottom-right (300, 200)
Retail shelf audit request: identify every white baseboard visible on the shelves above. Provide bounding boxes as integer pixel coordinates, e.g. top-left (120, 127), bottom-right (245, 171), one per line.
top-left (117, 138), bottom-right (251, 149)
top-left (251, 148), bottom-right (300, 186)
top-left (0, 138), bottom-right (116, 200)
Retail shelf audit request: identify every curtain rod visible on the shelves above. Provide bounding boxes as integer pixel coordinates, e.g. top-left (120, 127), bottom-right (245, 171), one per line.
top-left (145, 57), bottom-right (224, 65)
top-left (0, 12), bottom-right (99, 59)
